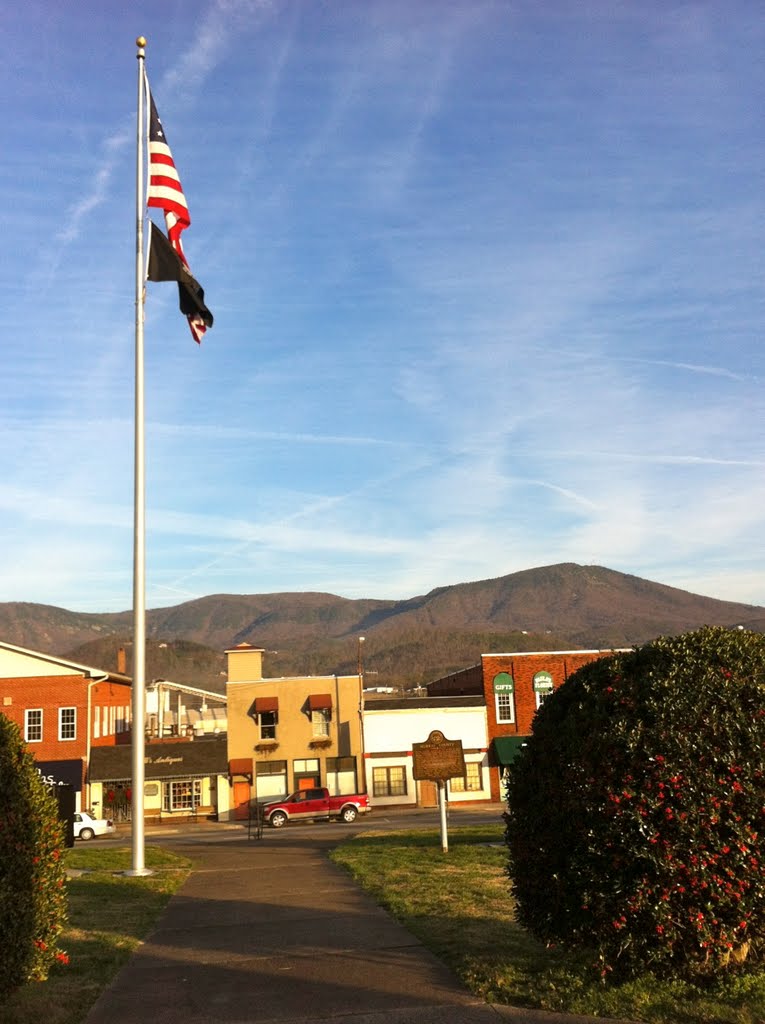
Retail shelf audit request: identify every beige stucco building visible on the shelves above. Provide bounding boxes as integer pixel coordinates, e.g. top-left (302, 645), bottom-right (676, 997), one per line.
top-left (225, 644), bottom-right (364, 821)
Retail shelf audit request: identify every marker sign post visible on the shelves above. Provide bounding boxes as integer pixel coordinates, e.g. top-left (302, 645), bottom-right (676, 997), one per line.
top-left (412, 730), bottom-right (466, 853)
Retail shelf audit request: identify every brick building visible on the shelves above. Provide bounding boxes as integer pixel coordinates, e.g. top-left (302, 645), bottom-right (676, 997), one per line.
top-left (428, 648), bottom-right (628, 800)
top-left (0, 640), bottom-right (132, 809)
top-left (0, 640), bottom-right (230, 821)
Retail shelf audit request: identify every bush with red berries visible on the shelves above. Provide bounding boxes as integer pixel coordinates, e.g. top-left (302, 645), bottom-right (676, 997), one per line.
top-left (505, 626), bottom-right (765, 979)
top-left (0, 715), bottom-right (68, 996)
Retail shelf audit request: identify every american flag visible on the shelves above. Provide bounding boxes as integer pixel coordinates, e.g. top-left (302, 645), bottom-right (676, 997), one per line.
top-left (146, 82), bottom-right (208, 341)
top-left (147, 89), bottom-right (190, 262)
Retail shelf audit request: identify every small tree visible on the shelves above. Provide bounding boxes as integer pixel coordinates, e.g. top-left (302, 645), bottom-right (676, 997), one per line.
top-left (0, 716), bottom-right (68, 996)
top-left (505, 626), bottom-right (765, 979)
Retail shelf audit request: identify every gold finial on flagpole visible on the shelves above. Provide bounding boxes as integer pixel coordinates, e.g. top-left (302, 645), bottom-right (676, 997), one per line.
top-left (136, 36), bottom-right (147, 55)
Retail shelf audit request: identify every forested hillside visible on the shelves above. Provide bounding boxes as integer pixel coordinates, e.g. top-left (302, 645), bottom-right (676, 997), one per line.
top-left (1, 563), bottom-right (761, 691)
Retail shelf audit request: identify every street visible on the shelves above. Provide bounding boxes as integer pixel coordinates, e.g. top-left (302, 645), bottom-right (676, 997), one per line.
top-left (88, 802), bottom-right (507, 848)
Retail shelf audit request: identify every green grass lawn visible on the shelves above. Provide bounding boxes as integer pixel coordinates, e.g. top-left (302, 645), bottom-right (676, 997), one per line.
top-left (0, 845), bottom-right (192, 1024)
top-left (329, 825), bottom-right (765, 1024)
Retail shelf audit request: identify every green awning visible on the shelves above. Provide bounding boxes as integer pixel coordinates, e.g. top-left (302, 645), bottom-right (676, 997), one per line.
top-left (489, 736), bottom-right (528, 766)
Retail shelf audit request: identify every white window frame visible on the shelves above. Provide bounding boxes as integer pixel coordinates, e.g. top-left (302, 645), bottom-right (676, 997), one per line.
top-left (58, 706), bottom-right (77, 741)
top-left (493, 672), bottom-right (515, 724)
top-left (450, 762), bottom-right (482, 792)
top-left (311, 708), bottom-right (331, 737)
top-left (259, 710), bottom-right (278, 740)
top-left (373, 765), bottom-right (407, 797)
top-left (163, 778), bottom-right (202, 812)
top-left (25, 708), bottom-right (43, 743)
top-left (495, 690), bottom-right (515, 724)
top-left (533, 671), bottom-right (554, 710)
top-left (535, 688), bottom-right (553, 710)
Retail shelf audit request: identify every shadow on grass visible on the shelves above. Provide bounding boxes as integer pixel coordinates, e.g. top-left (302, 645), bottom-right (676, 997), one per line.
top-left (331, 828), bottom-right (765, 1024)
top-left (0, 849), bottom-right (190, 1024)
top-left (66, 876), bottom-right (179, 939)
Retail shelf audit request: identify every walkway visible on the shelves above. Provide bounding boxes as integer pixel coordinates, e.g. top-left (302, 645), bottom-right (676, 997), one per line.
top-left (84, 823), bottom-right (629, 1024)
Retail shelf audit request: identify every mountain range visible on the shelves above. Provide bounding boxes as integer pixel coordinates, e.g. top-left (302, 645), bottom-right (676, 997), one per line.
top-left (2, 563), bottom-right (763, 693)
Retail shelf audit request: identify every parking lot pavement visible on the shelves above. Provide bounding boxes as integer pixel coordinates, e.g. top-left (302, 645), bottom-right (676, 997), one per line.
top-left (102, 801), bottom-right (508, 841)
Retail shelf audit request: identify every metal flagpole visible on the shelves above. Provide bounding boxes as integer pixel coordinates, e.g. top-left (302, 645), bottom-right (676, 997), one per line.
top-left (128, 35), bottom-right (150, 876)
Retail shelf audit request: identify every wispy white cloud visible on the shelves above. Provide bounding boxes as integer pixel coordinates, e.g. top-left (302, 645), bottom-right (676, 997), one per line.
top-left (150, 421), bottom-right (417, 448)
top-left (621, 358), bottom-right (755, 383)
top-left (55, 127), bottom-right (131, 247)
top-left (161, 0), bottom-right (274, 98)
top-left (3, 0), bottom-right (765, 615)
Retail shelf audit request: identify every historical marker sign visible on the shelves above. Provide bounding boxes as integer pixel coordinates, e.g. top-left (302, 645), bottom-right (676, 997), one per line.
top-left (412, 730), bottom-right (466, 782)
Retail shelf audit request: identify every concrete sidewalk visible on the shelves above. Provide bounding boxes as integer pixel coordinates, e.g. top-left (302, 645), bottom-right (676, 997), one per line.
top-left (83, 826), bottom-right (628, 1024)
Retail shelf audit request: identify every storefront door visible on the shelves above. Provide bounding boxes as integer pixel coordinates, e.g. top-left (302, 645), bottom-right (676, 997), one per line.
top-left (418, 779), bottom-right (438, 807)
top-left (233, 780), bottom-right (251, 820)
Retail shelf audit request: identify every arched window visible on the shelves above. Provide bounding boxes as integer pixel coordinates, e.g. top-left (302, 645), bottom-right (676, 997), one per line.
top-left (533, 670), bottom-right (554, 710)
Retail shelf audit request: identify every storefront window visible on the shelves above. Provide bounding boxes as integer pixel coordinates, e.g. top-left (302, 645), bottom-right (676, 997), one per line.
top-left (293, 758), bottom-right (320, 789)
top-left (326, 756), bottom-right (357, 795)
top-left (102, 779), bottom-right (132, 821)
top-left (450, 762), bottom-right (482, 792)
top-left (373, 766), bottom-right (407, 797)
top-left (255, 759), bottom-right (287, 800)
top-left (163, 778), bottom-right (202, 812)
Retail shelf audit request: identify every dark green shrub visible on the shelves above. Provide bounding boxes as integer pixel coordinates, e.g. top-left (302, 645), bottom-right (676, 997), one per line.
top-left (0, 716), bottom-right (68, 996)
top-left (505, 626), bottom-right (765, 980)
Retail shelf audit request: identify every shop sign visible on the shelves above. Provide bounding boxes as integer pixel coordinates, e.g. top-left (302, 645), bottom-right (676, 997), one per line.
top-left (145, 754), bottom-right (184, 768)
top-left (35, 759), bottom-right (83, 790)
top-left (533, 670), bottom-right (554, 693)
top-left (492, 671), bottom-right (514, 694)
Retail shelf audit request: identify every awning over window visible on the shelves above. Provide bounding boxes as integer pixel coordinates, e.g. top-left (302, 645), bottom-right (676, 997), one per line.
top-left (253, 696), bottom-right (279, 713)
top-left (488, 736), bottom-right (528, 767)
top-left (228, 758), bottom-right (253, 778)
top-left (308, 693), bottom-right (332, 710)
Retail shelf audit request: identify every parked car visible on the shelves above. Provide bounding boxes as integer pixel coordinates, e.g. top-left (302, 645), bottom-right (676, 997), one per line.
top-left (73, 810), bottom-right (115, 841)
top-left (260, 787), bottom-right (371, 828)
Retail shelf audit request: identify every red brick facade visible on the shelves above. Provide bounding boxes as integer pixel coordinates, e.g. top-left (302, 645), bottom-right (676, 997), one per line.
top-left (0, 669), bottom-right (132, 803)
top-left (483, 649), bottom-right (626, 799)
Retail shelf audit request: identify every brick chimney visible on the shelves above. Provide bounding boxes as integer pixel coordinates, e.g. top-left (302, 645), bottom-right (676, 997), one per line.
top-left (117, 647), bottom-right (127, 674)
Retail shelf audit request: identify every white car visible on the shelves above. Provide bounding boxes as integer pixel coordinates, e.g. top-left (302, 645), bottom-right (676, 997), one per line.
top-left (73, 811), bottom-right (115, 841)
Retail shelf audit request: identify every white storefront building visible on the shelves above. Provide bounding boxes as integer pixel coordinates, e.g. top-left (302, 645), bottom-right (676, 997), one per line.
top-left (362, 695), bottom-right (490, 808)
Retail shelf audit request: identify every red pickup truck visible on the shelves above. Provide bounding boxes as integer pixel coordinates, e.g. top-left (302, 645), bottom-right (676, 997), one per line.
top-left (260, 787), bottom-right (371, 828)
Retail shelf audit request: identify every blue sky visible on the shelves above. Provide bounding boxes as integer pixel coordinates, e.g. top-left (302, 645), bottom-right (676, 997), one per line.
top-left (4, 1), bottom-right (765, 613)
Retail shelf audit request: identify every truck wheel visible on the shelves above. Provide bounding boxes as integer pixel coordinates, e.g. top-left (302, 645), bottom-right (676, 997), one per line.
top-left (340, 805), bottom-right (358, 823)
top-left (269, 811), bottom-right (287, 828)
